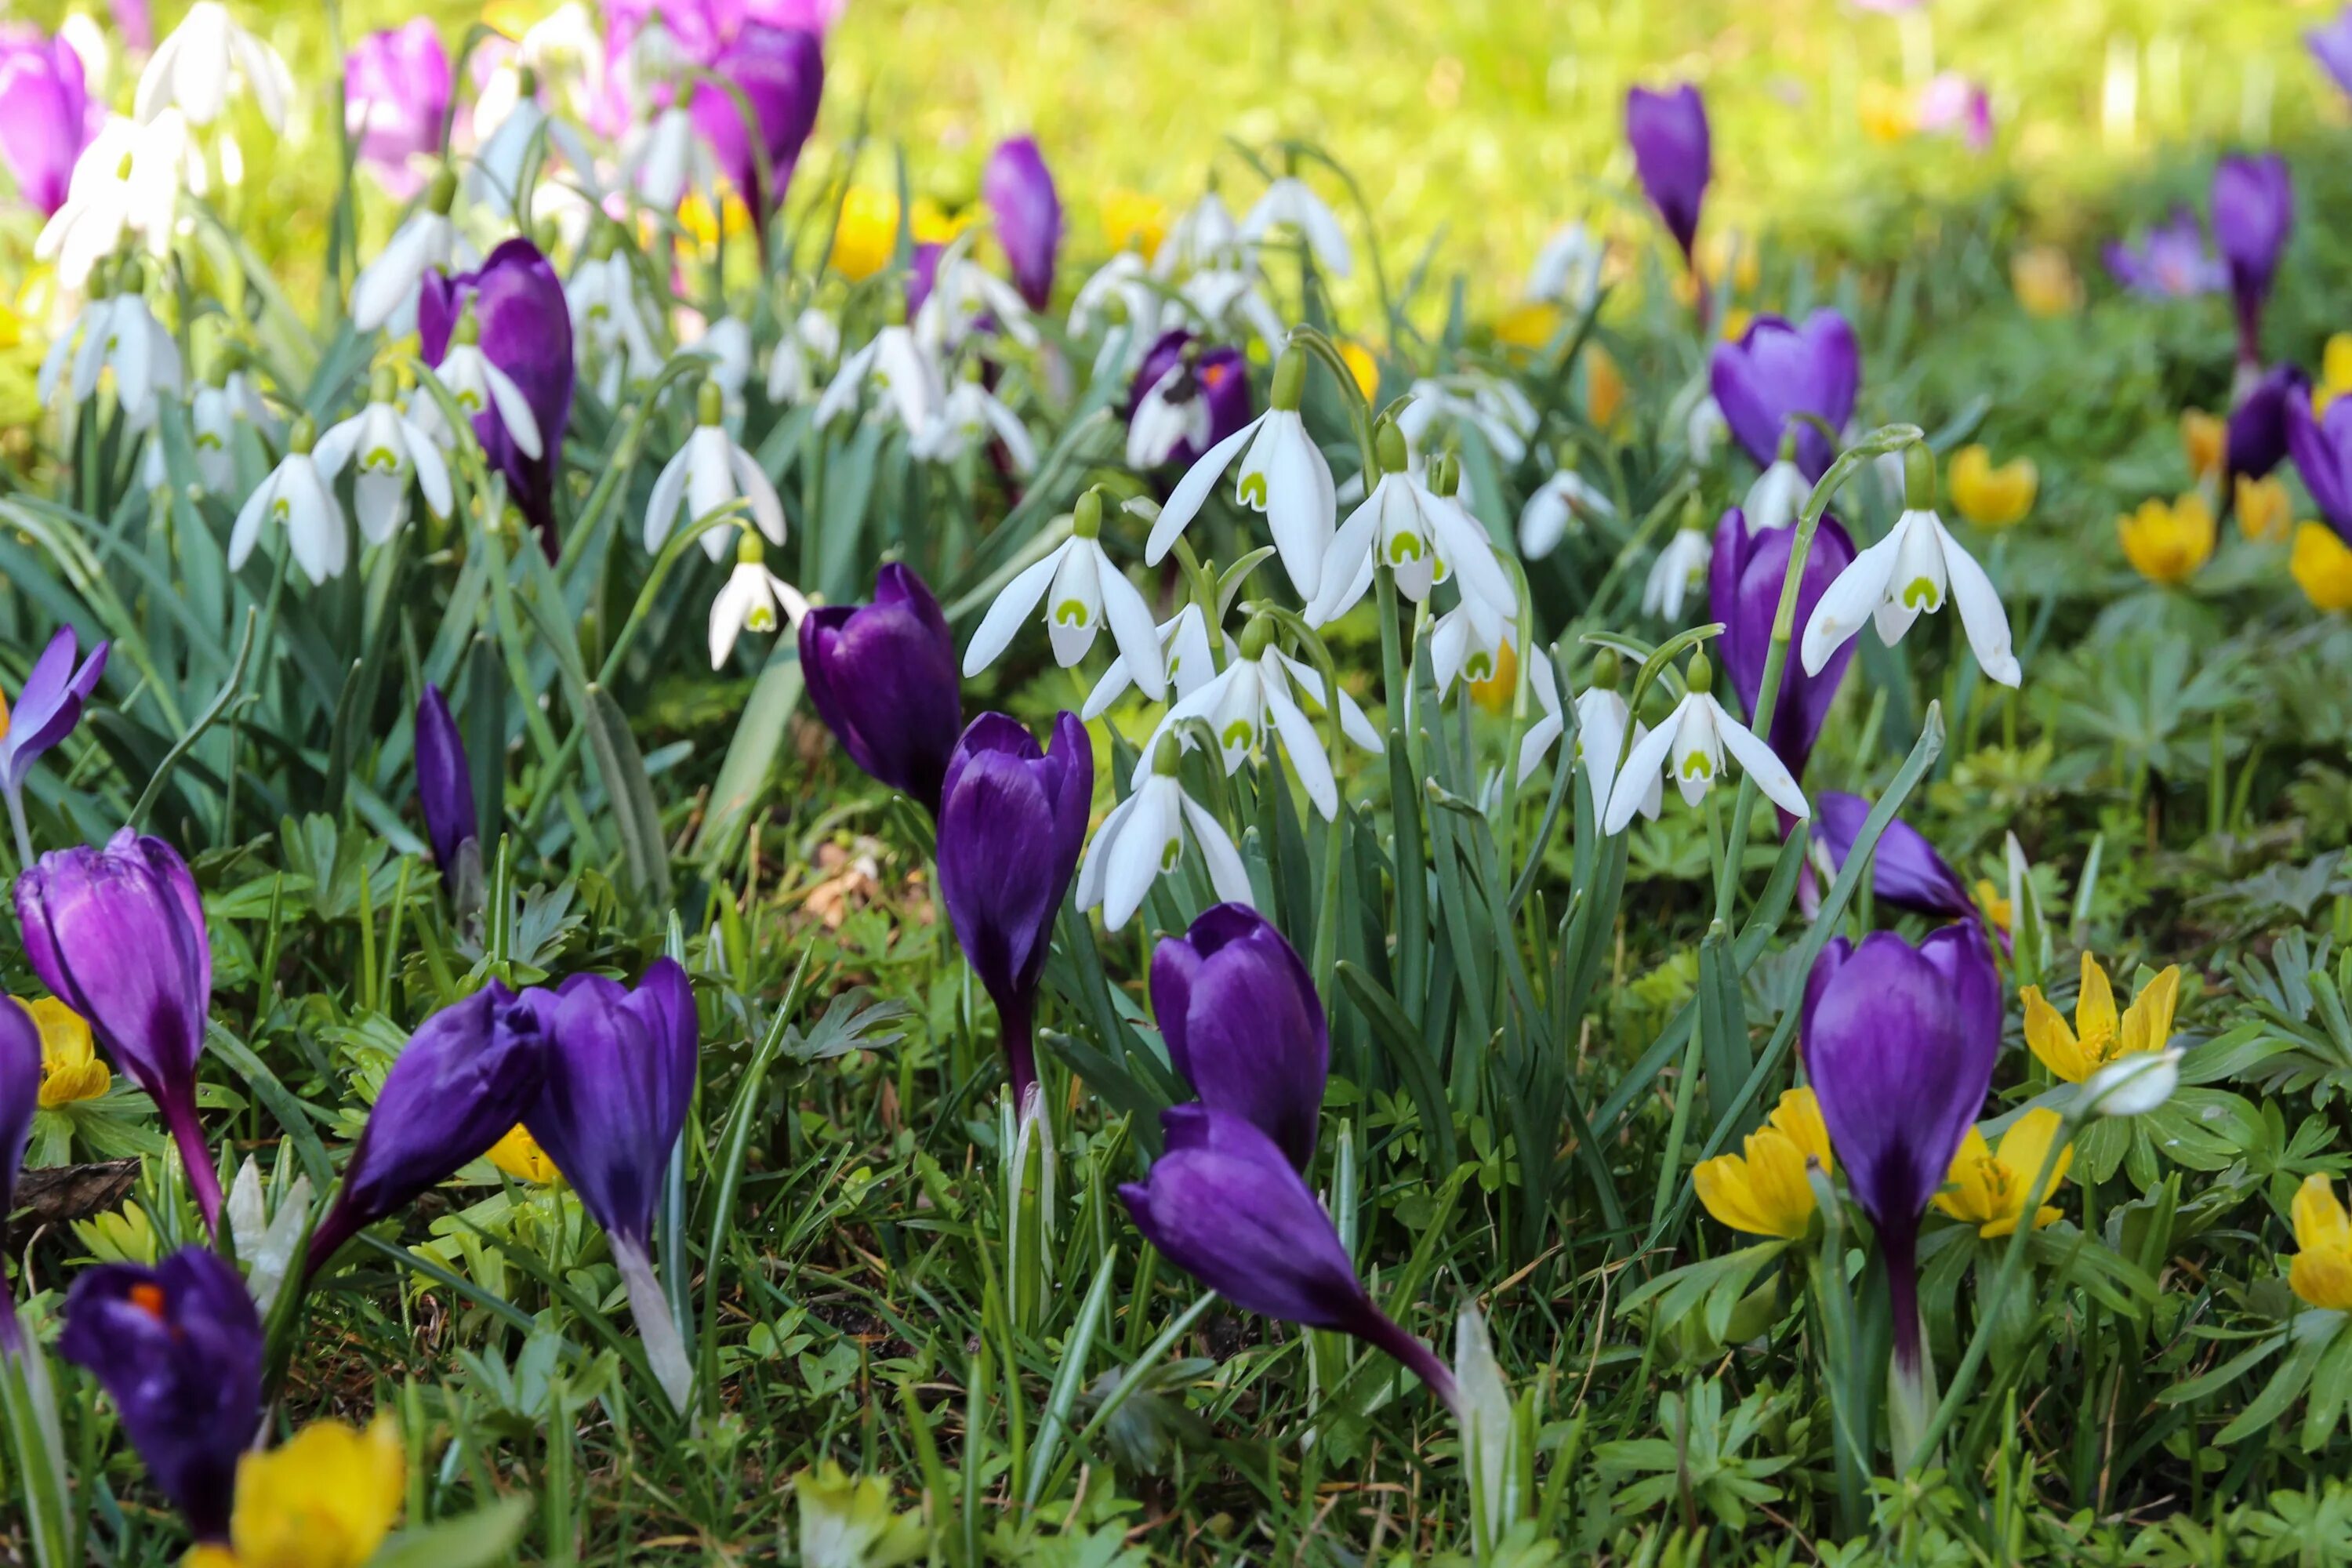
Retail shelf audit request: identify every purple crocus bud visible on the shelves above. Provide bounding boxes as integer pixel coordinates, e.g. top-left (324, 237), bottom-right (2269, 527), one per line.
top-left (2288, 394), bottom-right (2352, 539)
top-left (906, 241), bottom-right (943, 318)
top-left (1809, 792), bottom-right (1975, 920)
top-left (748, 0), bottom-right (846, 31)
top-left (0, 625), bottom-right (107, 800)
top-left (1122, 1106), bottom-right (1456, 1410)
top-left (1127, 329), bottom-right (1254, 475)
top-left (0, 999), bottom-right (38, 1260)
top-left (1710, 310), bottom-right (1862, 481)
top-left (58, 1247), bottom-right (262, 1540)
top-left (113, 0), bottom-right (154, 51)
top-left (1708, 506), bottom-right (1857, 782)
top-left (15, 829), bottom-right (220, 1233)
top-left (414, 682), bottom-right (479, 891)
top-left (521, 960), bottom-right (696, 1255)
top-left (420, 238), bottom-right (575, 550)
top-left (2227, 364), bottom-right (2305, 483)
top-left (692, 21), bottom-right (823, 224)
top-left (985, 136), bottom-right (1061, 312)
top-left (798, 563), bottom-right (962, 817)
top-left (1626, 83), bottom-right (1710, 267)
top-left (2314, 8), bottom-right (2352, 96)
top-left (0, 31), bottom-right (93, 216)
top-left (305, 984), bottom-right (548, 1276)
top-left (2212, 154), bottom-right (2293, 367)
top-left (2103, 208), bottom-right (2223, 299)
top-left (1150, 905), bottom-right (1327, 1171)
top-left (935, 712), bottom-right (1093, 1106)
top-left (345, 19), bottom-right (451, 201)
top-left (1801, 924), bottom-right (1998, 1382)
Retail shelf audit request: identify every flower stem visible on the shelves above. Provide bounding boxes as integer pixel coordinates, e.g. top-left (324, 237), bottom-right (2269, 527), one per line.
top-left (160, 1091), bottom-right (223, 1239)
top-left (613, 1236), bottom-right (693, 1414)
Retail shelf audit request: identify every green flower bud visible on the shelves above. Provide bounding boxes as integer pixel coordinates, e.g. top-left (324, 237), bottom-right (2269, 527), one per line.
top-left (736, 530), bottom-right (765, 566)
top-left (426, 165), bottom-right (459, 216)
top-left (1151, 735), bottom-right (1181, 777)
top-left (1271, 347), bottom-right (1306, 412)
top-left (370, 365), bottom-right (400, 405)
top-left (1588, 648), bottom-right (1622, 691)
top-left (1428, 452), bottom-right (1460, 498)
top-left (1904, 441), bottom-right (1938, 511)
top-left (1375, 419), bottom-right (1408, 475)
top-left (698, 379), bottom-right (725, 426)
top-left (1072, 486), bottom-right (1105, 540)
top-left (1686, 650), bottom-right (1713, 693)
top-left (289, 416), bottom-right (318, 455)
top-left (1239, 612), bottom-right (1276, 662)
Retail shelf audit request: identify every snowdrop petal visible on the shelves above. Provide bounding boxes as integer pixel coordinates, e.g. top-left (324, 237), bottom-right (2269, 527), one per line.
top-left (1603, 707), bottom-right (1682, 833)
top-left (1103, 781), bottom-right (1178, 931)
top-left (1180, 794), bottom-right (1256, 906)
top-left (1076, 789), bottom-right (1142, 913)
top-left (1934, 517), bottom-right (2021, 687)
top-left (961, 543), bottom-right (1067, 677)
top-left (1093, 544), bottom-right (1168, 700)
top-left (1264, 677), bottom-right (1339, 821)
top-left (1147, 414), bottom-right (1265, 564)
top-left (728, 445), bottom-right (789, 546)
top-left (642, 446), bottom-right (691, 553)
top-left (1800, 524), bottom-right (1904, 675)
top-left (1711, 696), bottom-right (1811, 820)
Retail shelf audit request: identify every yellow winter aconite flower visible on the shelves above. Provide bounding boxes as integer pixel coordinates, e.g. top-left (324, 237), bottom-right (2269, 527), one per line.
top-left (23, 996), bottom-right (109, 1107)
top-left (2021, 952), bottom-right (2181, 1084)
top-left (827, 188), bottom-right (969, 282)
top-left (2179, 409), bottom-right (2224, 481)
top-left (1584, 344), bottom-right (1627, 433)
top-left (185, 1416), bottom-right (405, 1568)
top-left (1694, 1088), bottom-right (1834, 1240)
top-left (1338, 339), bottom-right (1379, 402)
top-left (2312, 334), bottom-right (2352, 419)
top-left (1860, 81), bottom-right (1915, 142)
top-left (1494, 299), bottom-right (1563, 350)
top-left (2117, 492), bottom-right (2214, 585)
top-left (679, 187), bottom-right (753, 249)
top-left (1934, 1108), bottom-right (2072, 1238)
top-left (1098, 188), bottom-right (1167, 259)
top-left (2288, 1175), bottom-right (2352, 1312)
top-left (794, 1461), bottom-right (927, 1568)
top-left (2292, 522), bottom-right (2352, 613)
top-left (2236, 474), bottom-right (2292, 543)
top-left (1973, 879), bottom-right (2013, 934)
top-left (487, 1123), bottom-right (561, 1185)
top-left (2010, 245), bottom-right (2081, 318)
top-left (1948, 445), bottom-right (2037, 529)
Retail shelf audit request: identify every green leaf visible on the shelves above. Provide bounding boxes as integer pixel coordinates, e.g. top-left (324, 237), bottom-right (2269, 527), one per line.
top-left (366, 1495), bottom-right (533, 1568)
top-left (583, 683), bottom-right (673, 907)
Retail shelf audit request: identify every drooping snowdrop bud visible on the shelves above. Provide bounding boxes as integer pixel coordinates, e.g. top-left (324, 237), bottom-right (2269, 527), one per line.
top-left (627, 93), bottom-right (704, 212)
top-left (1515, 643), bottom-right (1567, 786)
top-left (708, 533), bottom-right (809, 669)
top-left (1526, 221), bottom-right (1604, 310)
top-left (1076, 738), bottom-right (1254, 932)
top-left (566, 230), bottom-right (663, 402)
top-left (1742, 430), bottom-right (1809, 532)
top-left (34, 112), bottom-right (185, 285)
top-left (814, 306), bottom-right (944, 434)
top-left (38, 281), bottom-right (182, 426)
top-left (1518, 464), bottom-right (1615, 560)
top-left (2082, 1047), bottom-right (2183, 1119)
top-left (913, 235), bottom-right (1040, 356)
top-left (1147, 345), bottom-right (1336, 602)
top-left (1571, 652), bottom-right (1661, 822)
top-left (135, 2), bottom-right (289, 132)
top-left (350, 166), bottom-right (459, 334)
top-left (1642, 509), bottom-right (1713, 622)
top-left (1603, 652), bottom-right (1809, 833)
top-left (1154, 186), bottom-right (1246, 278)
top-left (963, 486), bottom-right (1168, 699)
top-left (913, 361), bottom-right (1038, 473)
top-left (314, 366), bottom-right (456, 547)
top-left (646, 380), bottom-right (790, 563)
top-left (764, 307), bottom-right (839, 405)
top-left (423, 309), bottom-right (545, 460)
top-left (1082, 601), bottom-right (1219, 720)
top-left (230, 416), bottom-right (349, 584)
top-left (1241, 170), bottom-right (1351, 278)
top-left (1310, 420), bottom-right (1515, 624)
top-left (1800, 441), bottom-right (2021, 688)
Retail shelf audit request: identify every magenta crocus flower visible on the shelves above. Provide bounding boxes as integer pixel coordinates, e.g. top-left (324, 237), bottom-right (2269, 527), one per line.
top-left (799, 563), bottom-right (963, 817)
top-left (0, 625), bottom-right (107, 811)
top-left (749, 0), bottom-right (845, 30)
top-left (2211, 154), bottom-right (2292, 368)
top-left (0, 31), bottom-right (93, 216)
top-left (1808, 792), bottom-right (1976, 920)
top-left (985, 136), bottom-right (1062, 312)
top-left (1151, 905), bottom-right (1327, 1171)
top-left (2288, 394), bottom-right (2352, 541)
top-left (420, 238), bottom-right (575, 550)
top-left (693, 21), bottom-right (823, 225)
top-left (345, 19), bottom-right (450, 200)
top-left (1626, 83), bottom-right (1710, 268)
top-left (2104, 208), bottom-right (2223, 299)
top-left (1710, 310), bottom-right (1862, 481)
top-left (1709, 506), bottom-right (1857, 782)
top-left (1915, 73), bottom-right (1991, 152)
top-left (2310, 8), bottom-right (2352, 97)
top-left (2228, 364), bottom-right (2304, 483)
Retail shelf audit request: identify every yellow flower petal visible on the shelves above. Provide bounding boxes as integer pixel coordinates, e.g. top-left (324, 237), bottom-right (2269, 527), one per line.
top-left (2117, 964), bottom-right (2181, 1060)
top-left (1973, 878), bottom-right (2013, 934)
top-left (487, 1123), bottom-right (562, 1185)
top-left (2290, 1179), bottom-right (2352, 1310)
top-left (1696, 1123), bottom-right (1820, 1240)
top-left (2075, 951), bottom-right (2118, 1054)
top-left (2010, 246), bottom-right (2081, 318)
top-left (2294, 1174), bottom-right (2352, 1254)
top-left (1937, 1110), bottom-right (2070, 1238)
top-left (1099, 188), bottom-right (1167, 259)
top-left (1584, 345), bottom-right (1626, 433)
top-left (2020, 985), bottom-right (2089, 1083)
top-left (24, 996), bottom-right (110, 1108)
top-left (2180, 409), bottom-right (2224, 481)
top-left (1338, 340), bottom-right (1379, 403)
top-left (1494, 300), bottom-right (1563, 350)
top-left (226, 1414), bottom-right (405, 1568)
top-left (1949, 445), bottom-right (2038, 530)
top-left (2291, 521), bottom-right (2352, 613)
top-left (2236, 476), bottom-right (2292, 543)
top-left (2289, 1248), bottom-right (2352, 1312)
top-left (1766, 1087), bottom-right (1832, 1174)
top-left (2117, 492), bottom-right (2215, 586)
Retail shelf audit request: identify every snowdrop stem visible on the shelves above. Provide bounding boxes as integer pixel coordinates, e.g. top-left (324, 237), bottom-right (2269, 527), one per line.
top-left (1375, 564), bottom-right (1427, 1013)
top-left (1282, 325), bottom-right (1378, 475)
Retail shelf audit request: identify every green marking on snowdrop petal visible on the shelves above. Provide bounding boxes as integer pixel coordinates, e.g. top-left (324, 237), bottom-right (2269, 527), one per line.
top-left (1680, 751), bottom-right (1713, 781)
top-left (1054, 597), bottom-right (1090, 627)
top-left (1159, 836), bottom-right (1183, 871)
top-left (1237, 471), bottom-right (1268, 508)
top-left (1902, 575), bottom-right (1942, 612)
top-left (1220, 719), bottom-right (1253, 753)
top-left (1387, 532), bottom-right (1425, 564)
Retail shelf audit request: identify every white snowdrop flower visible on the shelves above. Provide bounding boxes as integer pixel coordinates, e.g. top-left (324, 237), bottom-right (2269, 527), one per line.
top-left (687, 315), bottom-right (753, 406)
top-left (229, 417), bottom-right (349, 585)
top-left (644, 382), bottom-right (789, 563)
top-left (1069, 249), bottom-right (1163, 343)
top-left (963, 488), bottom-right (1167, 695)
top-left (40, 289), bottom-right (182, 426)
top-left (1399, 374), bottom-right (1538, 466)
top-left (708, 534), bottom-right (808, 669)
top-left (1800, 445), bottom-right (2020, 688)
top-left (1685, 392), bottom-right (1729, 466)
top-left (313, 368), bottom-right (456, 546)
top-left (567, 243), bottom-right (664, 403)
top-left (350, 169), bottom-right (459, 335)
top-left (1082, 601), bottom-right (1218, 720)
top-left (424, 310), bottom-right (543, 459)
top-left (2083, 1047), bottom-right (2184, 1120)
top-left (1519, 468), bottom-right (1616, 560)
top-left (467, 67), bottom-right (594, 216)
top-left (1743, 452), bottom-right (1808, 533)
top-left (1430, 585), bottom-right (1513, 701)
top-left (1515, 644), bottom-right (1567, 786)
top-left (626, 101), bottom-right (704, 212)
top-left (913, 370), bottom-right (1038, 474)
top-left (1241, 174), bottom-right (1352, 278)
top-left (1572, 668), bottom-right (1661, 822)
top-left (1310, 436), bottom-right (1516, 625)
top-left (1526, 221), bottom-right (1604, 310)
top-left (1603, 652), bottom-right (1808, 833)
top-left (59, 15), bottom-right (112, 99)
top-left (136, 2), bottom-right (289, 130)
top-left (913, 238), bottom-right (1040, 357)
top-left (1153, 187), bottom-right (1246, 278)
top-left (170, 367), bottom-right (274, 493)
top-left (1145, 347), bottom-right (1335, 603)
top-left (1134, 612), bottom-right (1381, 822)
top-left (764, 307), bottom-right (839, 405)
top-left (1076, 739), bottom-right (1255, 931)
top-left (814, 319), bottom-right (944, 435)
top-left (1642, 523), bottom-right (1712, 622)
top-left (35, 113), bottom-right (186, 286)
top-left (1178, 265), bottom-right (1286, 352)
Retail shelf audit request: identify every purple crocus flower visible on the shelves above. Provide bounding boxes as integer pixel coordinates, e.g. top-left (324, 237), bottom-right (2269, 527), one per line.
top-left (419, 238), bottom-right (575, 550)
top-left (1801, 924), bottom-right (1998, 1386)
top-left (749, 0), bottom-right (845, 30)
top-left (2314, 8), bottom-right (2352, 96)
top-left (1626, 83), bottom-right (1710, 267)
top-left (1808, 792), bottom-right (1975, 920)
top-left (305, 984), bottom-right (548, 1276)
top-left (2103, 208), bottom-right (2223, 299)
top-left (985, 136), bottom-right (1062, 313)
top-left (935, 712), bottom-right (1093, 1107)
top-left (58, 1247), bottom-right (262, 1540)
top-left (1151, 905), bottom-right (1327, 1171)
top-left (0, 31), bottom-right (93, 216)
top-left (16, 830), bottom-right (220, 1233)
top-left (906, 241), bottom-right (944, 318)
top-left (798, 563), bottom-right (962, 817)
top-left (1708, 506), bottom-right (1857, 782)
top-left (1127, 329), bottom-right (1254, 475)
top-left (0, 625), bottom-right (107, 805)
top-left (112, 0), bottom-right (154, 51)
top-left (692, 21), bottom-right (823, 226)
top-left (2212, 154), bottom-right (2293, 367)
top-left (345, 20), bottom-right (451, 201)
top-left (0, 999), bottom-right (38, 1273)
top-left (1122, 1105), bottom-right (1456, 1411)
top-left (2288, 394), bottom-right (2352, 539)
top-left (414, 683), bottom-right (479, 892)
top-left (2228, 364), bottom-right (2305, 482)
top-left (1711, 311), bottom-right (1862, 482)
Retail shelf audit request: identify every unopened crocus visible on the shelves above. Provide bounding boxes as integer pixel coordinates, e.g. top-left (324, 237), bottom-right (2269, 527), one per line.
top-left (59, 1247), bottom-right (263, 1540)
top-left (985, 136), bottom-right (1061, 312)
top-left (0, 999), bottom-right (38, 1262)
top-left (1801, 923), bottom-right (1998, 1461)
top-left (0, 625), bottom-right (108, 861)
top-left (0, 30), bottom-right (93, 216)
top-left (413, 683), bottom-right (479, 895)
top-left (935, 713), bottom-right (1092, 1106)
top-left (1122, 1106), bottom-right (1456, 1413)
top-left (1152, 905), bottom-right (1326, 1171)
top-left (1625, 83), bottom-right (1709, 270)
top-left (1710, 310), bottom-right (1861, 481)
top-left (2211, 154), bottom-right (2292, 368)
top-left (344, 20), bottom-right (450, 200)
top-left (1709, 506), bottom-right (1857, 783)
top-left (1127, 330), bottom-right (1253, 474)
top-left (305, 985), bottom-right (546, 1276)
top-left (16, 829), bottom-right (221, 1232)
top-left (799, 563), bottom-right (962, 817)
top-left (2313, 9), bottom-right (2352, 97)
top-left (2288, 393), bottom-right (2352, 539)
top-left (2104, 209), bottom-right (2222, 299)
top-left (1808, 792), bottom-right (1975, 920)
top-left (521, 960), bottom-right (698, 1409)
top-left (693, 22), bottom-right (822, 226)
top-left (419, 238), bottom-right (575, 549)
